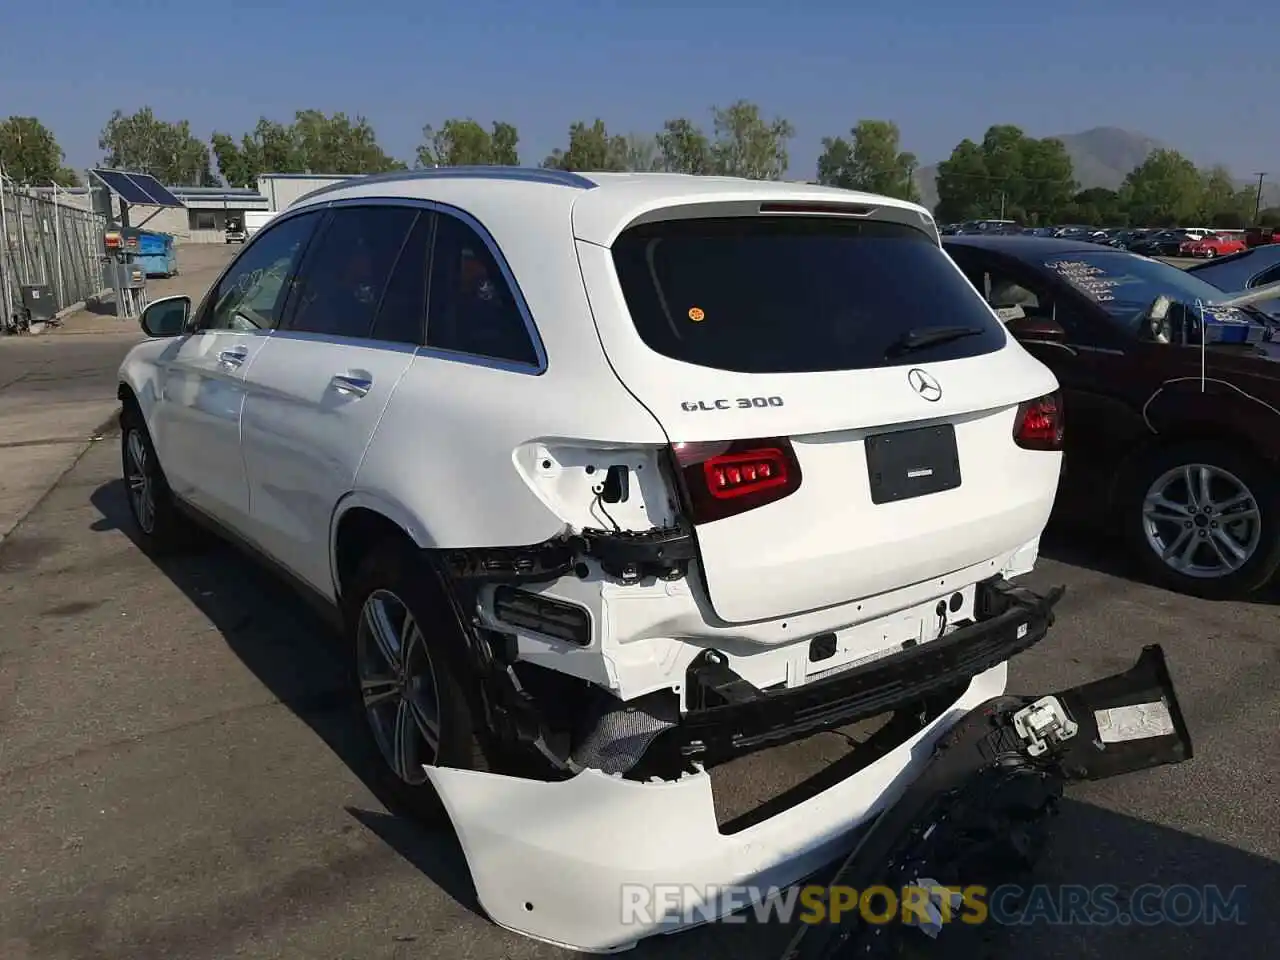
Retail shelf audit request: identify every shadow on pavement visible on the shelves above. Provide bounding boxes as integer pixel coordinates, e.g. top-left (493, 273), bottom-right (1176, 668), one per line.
top-left (87, 476), bottom-right (484, 922)
top-left (87, 477), bottom-right (1277, 960)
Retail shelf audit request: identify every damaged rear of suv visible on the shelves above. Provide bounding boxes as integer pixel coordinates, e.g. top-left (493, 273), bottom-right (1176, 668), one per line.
top-left (118, 169), bottom-right (1091, 954)
top-left (393, 174), bottom-right (1067, 952)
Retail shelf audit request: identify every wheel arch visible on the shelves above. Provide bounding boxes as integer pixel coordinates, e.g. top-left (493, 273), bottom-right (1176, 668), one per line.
top-left (330, 492), bottom-right (433, 604)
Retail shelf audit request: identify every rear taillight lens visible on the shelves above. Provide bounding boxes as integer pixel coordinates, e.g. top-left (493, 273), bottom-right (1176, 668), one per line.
top-left (1013, 392), bottom-right (1064, 451)
top-left (671, 438), bottom-right (802, 523)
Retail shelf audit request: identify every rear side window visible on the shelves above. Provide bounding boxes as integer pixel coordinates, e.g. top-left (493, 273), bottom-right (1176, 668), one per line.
top-left (287, 205), bottom-right (418, 339)
top-left (611, 217), bottom-right (1007, 374)
top-left (426, 213), bottom-right (539, 367)
top-left (370, 211), bottom-right (433, 345)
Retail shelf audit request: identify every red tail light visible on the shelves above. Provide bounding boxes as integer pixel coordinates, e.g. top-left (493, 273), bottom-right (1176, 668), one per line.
top-left (671, 438), bottom-right (803, 523)
top-left (1013, 392), bottom-right (1064, 450)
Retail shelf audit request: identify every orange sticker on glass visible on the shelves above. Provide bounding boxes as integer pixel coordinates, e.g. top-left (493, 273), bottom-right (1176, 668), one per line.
top-left (688, 307), bottom-right (706, 322)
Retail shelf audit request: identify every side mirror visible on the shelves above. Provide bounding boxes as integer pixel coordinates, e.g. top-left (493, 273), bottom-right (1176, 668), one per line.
top-left (140, 295), bottom-right (191, 338)
top-left (1006, 314), bottom-right (1067, 343)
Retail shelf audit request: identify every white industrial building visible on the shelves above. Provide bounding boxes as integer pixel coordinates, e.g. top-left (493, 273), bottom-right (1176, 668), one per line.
top-left (256, 174), bottom-right (362, 212)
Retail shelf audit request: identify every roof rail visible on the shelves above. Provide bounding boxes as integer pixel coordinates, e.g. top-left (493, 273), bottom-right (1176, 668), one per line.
top-left (296, 166), bottom-right (598, 204)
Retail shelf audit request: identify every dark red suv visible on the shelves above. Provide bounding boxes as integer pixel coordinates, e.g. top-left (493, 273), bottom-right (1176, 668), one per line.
top-left (1245, 226), bottom-right (1280, 248)
top-left (945, 234), bottom-right (1280, 599)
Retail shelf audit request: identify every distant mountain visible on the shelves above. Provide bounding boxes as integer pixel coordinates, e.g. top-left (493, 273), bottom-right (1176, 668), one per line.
top-left (913, 126), bottom-right (1278, 214)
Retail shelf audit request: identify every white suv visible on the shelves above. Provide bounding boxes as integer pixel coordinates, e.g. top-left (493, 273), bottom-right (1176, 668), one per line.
top-left (118, 169), bottom-right (1065, 952)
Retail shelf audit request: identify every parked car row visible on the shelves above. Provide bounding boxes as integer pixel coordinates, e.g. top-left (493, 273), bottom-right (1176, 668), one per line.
top-left (941, 220), bottom-right (1277, 259)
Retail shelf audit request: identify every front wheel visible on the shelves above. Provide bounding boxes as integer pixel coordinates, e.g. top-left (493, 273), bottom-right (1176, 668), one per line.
top-left (120, 406), bottom-right (202, 554)
top-left (1124, 443), bottom-right (1280, 599)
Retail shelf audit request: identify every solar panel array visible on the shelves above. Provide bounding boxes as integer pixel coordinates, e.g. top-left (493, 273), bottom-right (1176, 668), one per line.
top-left (90, 169), bottom-right (186, 208)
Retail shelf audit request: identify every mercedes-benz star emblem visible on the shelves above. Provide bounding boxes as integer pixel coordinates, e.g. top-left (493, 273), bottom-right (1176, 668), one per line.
top-left (907, 368), bottom-right (942, 402)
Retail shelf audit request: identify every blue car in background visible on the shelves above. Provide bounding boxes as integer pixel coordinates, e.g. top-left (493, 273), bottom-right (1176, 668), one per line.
top-left (135, 231), bottom-right (178, 279)
top-left (1184, 245), bottom-right (1280, 318)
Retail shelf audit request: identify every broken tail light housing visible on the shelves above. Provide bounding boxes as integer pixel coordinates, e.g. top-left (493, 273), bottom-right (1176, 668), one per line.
top-left (1013, 391), bottom-right (1064, 451)
top-left (671, 438), bottom-right (803, 523)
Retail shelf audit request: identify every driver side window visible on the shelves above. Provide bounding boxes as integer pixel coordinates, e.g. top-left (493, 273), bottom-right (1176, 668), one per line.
top-left (200, 212), bottom-right (320, 332)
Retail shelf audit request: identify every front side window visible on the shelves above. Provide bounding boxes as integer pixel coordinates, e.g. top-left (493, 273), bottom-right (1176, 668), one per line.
top-left (611, 217), bottom-right (1008, 374)
top-left (287, 206), bottom-right (419, 339)
top-left (201, 211), bottom-right (320, 332)
top-left (426, 213), bottom-right (538, 366)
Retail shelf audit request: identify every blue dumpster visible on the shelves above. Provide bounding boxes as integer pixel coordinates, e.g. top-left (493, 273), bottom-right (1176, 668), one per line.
top-left (136, 231), bottom-right (178, 278)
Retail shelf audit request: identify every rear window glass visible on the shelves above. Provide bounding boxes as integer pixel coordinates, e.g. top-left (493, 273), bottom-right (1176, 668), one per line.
top-left (611, 217), bottom-right (1007, 374)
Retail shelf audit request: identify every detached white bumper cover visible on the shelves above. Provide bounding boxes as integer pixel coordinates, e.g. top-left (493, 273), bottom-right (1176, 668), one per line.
top-left (427, 663), bottom-right (1007, 953)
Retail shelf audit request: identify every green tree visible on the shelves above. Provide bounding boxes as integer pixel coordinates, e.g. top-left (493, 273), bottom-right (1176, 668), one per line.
top-left (1257, 207), bottom-right (1280, 227)
top-left (708, 100), bottom-right (794, 180)
top-left (0, 116), bottom-right (79, 186)
top-left (655, 117), bottom-right (713, 174)
top-left (934, 126), bottom-right (1075, 223)
top-left (541, 119), bottom-right (630, 171)
top-left (291, 110), bottom-right (405, 174)
top-left (99, 107), bottom-right (218, 185)
top-left (622, 133), bottom-right (660, 172)
top-left (1118, 149), bottom-right (1203, 226)
top-left (416, 119), bottom-right (519, 167)
top-left (212, 118), bottom-right (308, 186)
top-left (934, 139), bottom-right (989, 222)
top-left (1060, 187), bottom-right (1127, 226)
top-left (1017, 136), bottom-right (1076, 220)
top-left (212, 112), bottom-right (404, 184)
top-left (210, 132), bottom-right (261, 187)
top-left (1196, 165), bottom-right (1254, 227)
top-left (815, 119), bottom-right (918, 201)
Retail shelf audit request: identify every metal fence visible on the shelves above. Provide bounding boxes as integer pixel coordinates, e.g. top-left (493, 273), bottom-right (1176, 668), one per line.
top-left (1, 176), bottom-right (107, 324)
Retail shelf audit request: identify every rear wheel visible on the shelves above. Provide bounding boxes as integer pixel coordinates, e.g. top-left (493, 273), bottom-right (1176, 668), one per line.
top-left (343, 540), bottom-right (489, 824)
top-left (1124, 442), bottom-right (1280, 598)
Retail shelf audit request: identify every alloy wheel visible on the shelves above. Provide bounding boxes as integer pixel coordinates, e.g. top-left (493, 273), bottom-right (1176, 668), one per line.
top-left (126, 430), bottom-right (156, 534)
top-left (1142, 463), bottom-right (1262, 579)
top-left (356, 589), bottom-right (442, 785)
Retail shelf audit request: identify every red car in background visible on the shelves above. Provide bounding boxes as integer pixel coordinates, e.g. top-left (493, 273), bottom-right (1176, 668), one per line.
top-left (1245, 225), bottom-right (1280, 248)
top-left (1180, 233), bottom-right (1247, 258)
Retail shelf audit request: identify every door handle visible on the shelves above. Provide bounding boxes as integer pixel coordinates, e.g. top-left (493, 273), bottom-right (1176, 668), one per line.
top-left (218, 348), bottom-right (247, 366)
top-left (331, 374), bottom-right (373, 397)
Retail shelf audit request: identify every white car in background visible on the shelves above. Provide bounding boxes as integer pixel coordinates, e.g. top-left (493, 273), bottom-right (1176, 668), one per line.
top-left (116, 169), bottom-right (1066, 952)
top-left (241, 209), bottom-right (278, 238)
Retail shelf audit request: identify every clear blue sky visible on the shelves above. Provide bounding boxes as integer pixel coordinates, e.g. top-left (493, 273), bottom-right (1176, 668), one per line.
top-left (5, 0), bottom-right (1275, 179)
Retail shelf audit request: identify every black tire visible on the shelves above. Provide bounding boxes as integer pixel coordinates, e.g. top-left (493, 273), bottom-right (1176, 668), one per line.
top-left (342, 538), bottom-right (489, 825)
top-left (1122, 441), bottom-right (1280, 599)
top-left (119, 405), bottom-right (202, 554)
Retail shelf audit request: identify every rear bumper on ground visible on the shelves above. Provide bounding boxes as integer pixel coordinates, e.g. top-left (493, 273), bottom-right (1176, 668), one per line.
top-left (428, 661), bottom-right (1011, 953)
top-left (427, 578), bottom-right (1062, 952)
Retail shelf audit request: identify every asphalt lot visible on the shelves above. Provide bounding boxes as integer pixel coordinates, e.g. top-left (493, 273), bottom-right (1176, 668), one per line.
top-left (0, 245), bottom-right (1277, 960)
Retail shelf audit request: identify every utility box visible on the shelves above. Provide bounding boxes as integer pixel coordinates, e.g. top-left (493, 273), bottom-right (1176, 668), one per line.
top-left (102, 262), bottom-right (146, 290)
top-left (20, 284), bottom-right (56, 322)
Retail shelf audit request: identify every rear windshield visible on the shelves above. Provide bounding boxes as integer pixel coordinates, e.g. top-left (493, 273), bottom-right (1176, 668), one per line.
top-left (610, 217), bottom-right (1008, 374)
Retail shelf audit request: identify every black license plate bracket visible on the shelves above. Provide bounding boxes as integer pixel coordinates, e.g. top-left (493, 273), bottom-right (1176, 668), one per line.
top-left (865, 424), bottom-right (961, 504)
